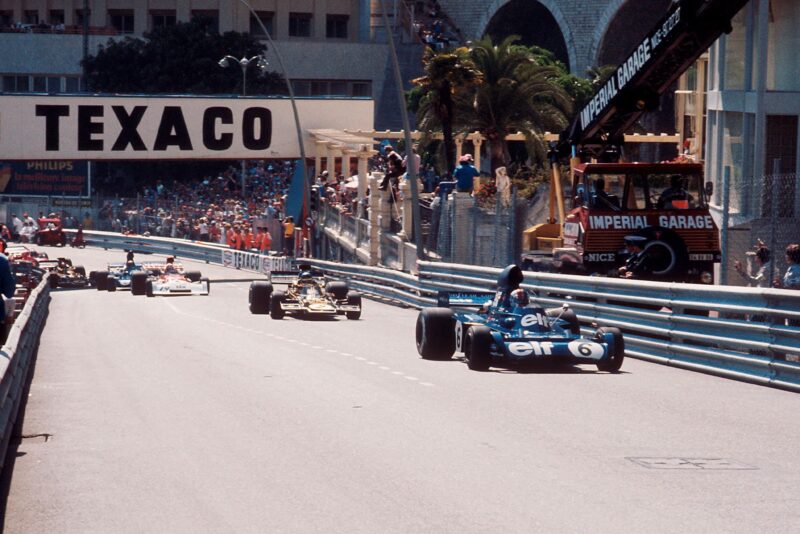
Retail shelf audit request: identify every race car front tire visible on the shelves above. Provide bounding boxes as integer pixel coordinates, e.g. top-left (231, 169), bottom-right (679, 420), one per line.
top-left (270, 291), bottom-right (286, 319)
top-left (345, 291), bottom-right (362, 320)
top-left (595, 327), bottom-right (624, 372)
top-left (131, 273), bottom-right (148, 295)
top-left (249, 281), bottom-right (273, 314)
top-left (146, 281), bottom-right (154, 297)
top-left (416, 308), bottom-right (456, 360)
top-left (186, 271), bottom-right (202, 282)
top-left (326, 281), bottom-right (349, 300)
top-left (48, 273), bottom-right (59, 289)
top-left (95, 271), bottom-right (109, 291)
top-left (465, 325), bottom-right (493, 371)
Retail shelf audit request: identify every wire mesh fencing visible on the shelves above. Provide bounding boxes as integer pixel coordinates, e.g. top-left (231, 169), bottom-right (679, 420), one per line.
top-left (721, 172), bottom-right (800, 289)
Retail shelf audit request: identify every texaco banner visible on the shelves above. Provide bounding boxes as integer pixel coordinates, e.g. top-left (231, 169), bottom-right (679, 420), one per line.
top-left (0, 94), bottom-right (373, 160)
top-left (221, 249), bottom-right (293, 274)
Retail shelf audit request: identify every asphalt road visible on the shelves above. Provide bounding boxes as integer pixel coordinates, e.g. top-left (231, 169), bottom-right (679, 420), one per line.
top-left (2, 246), bottom-right (799, 533)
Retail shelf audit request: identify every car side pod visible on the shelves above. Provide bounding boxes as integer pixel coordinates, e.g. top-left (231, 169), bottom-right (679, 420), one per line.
top-left (416, 307), bottom-right (456, 360)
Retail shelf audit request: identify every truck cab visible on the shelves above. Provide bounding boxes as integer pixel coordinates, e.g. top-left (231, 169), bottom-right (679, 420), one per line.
top-left (558, 162), bottom-right (719, 283)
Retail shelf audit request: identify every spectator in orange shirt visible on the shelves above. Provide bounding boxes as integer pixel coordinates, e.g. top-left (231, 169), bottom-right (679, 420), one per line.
top-left (243, 227), bottom-right (254, 250)
top-left (260, 227), bottom-right (272, 254)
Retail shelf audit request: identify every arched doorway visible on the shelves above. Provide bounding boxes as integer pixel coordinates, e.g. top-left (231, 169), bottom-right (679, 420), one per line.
top-left (484, 0), bottom-right (570, 68)
top-left (596, 0), bottom-right (673, 66)
top-left (596, 0), bottom-right (678, 161)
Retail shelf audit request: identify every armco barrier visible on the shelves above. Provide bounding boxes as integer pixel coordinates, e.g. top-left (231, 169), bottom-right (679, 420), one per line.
top-left (64, 231), bottom-right (800, 391)
top-left (0, 279), bottom-right (50, 470)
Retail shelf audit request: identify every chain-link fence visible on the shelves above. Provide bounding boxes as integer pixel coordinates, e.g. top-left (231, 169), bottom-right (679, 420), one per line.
top-left (721, 172), bottom-right (800, 288)
top-left (431, 189), bottom-right (518, 268)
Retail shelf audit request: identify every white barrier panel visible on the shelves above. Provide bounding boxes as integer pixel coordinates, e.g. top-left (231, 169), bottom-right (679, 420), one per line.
top-left (221, 249), bottom-right (293, 274)
top-left (0, 95), bottom-right (373, 160)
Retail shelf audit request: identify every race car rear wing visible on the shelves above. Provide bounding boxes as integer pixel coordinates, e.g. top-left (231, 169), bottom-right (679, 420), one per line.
top-left (269, 268), bottom-right (325, 284)
top-left (437, 291), bottom-right (495, 308)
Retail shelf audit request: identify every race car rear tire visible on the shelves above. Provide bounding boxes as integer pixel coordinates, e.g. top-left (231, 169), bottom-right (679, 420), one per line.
top-left (326, 281), bottom-right (349, 300)
top-left (345, 291), bottom-right (362, 320)
top-left (201, 277), bottom-right (210, 295)
top-left (131, 273), bottom-right (148, 295)
top-left (48, 273), bottom-right (59, 289)
top-left (595, 327), bottom-right (624, 372)
top-left (107, 281), bottom-right (117, 292)
top-left (75, 266), bottom-right (86, 277)
top-left (146, 281), bottom-right (154, 297)
top-left (95, 271), bottom-right (109, 291)
top-left (249, 282), bottom-right (273, 314)
top-left (416, 308), bottom-right (456, 360)
top-left (546, 307), bottom-right (581, 335)
top-left (186, 271), bottom-right (202, 282)
top-left (270, 291), bottom-right (286, 319)
top-left (465, 325), bottom-right (493, 371)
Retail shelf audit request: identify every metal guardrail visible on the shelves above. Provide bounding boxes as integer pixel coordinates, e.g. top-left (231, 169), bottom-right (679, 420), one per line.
top-left (62, 231), bottom-right (800, 391)
top-left (0, 279), bottom-right (50, 471)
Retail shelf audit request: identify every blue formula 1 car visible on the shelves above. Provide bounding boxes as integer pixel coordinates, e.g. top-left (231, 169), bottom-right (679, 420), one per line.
top-left (415, 265), bottom-right (624, 372)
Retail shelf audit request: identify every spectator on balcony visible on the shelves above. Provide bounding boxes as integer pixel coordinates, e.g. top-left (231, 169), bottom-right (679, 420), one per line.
top-left (454, 154), bottom-right (479, 193)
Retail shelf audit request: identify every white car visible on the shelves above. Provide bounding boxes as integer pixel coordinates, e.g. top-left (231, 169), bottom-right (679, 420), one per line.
top-left (145, 272), bottom-right (210, 297)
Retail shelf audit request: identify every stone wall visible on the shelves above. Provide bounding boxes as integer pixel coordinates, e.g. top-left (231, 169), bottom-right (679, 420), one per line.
top-left (436, 0), bottom-right (662, 75)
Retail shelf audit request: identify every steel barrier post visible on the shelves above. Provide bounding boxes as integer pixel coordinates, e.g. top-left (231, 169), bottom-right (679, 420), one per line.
top-left (720, 166), bottom-right (732, 285)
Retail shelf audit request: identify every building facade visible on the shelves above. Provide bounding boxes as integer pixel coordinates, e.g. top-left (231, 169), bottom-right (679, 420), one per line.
top-left (705, 0), bottom-right (800, 220)
top-left (0, 0), bottom-right (396, 121)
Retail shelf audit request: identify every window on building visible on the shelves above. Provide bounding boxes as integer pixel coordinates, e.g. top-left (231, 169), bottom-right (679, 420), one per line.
top-left (75, 9), bottom-right (88, 26)
top-left (151, 11), bottom-right (176, 30)
top-left (24, 10), bottom-right (39, 25)
top-left (351, 82), bottom-right (371, 97)
top-left (722, 10), bottom-right (746, 90)
top-left (109, 10), bottom-right (134, 34)
top-left (192, 10), bottom-right (219, 34)
top-left (763, 115), bottom-right (798, 218)
top-left (0, 11), bottom-right (12, 28)
top-left (767, 0), bottom-right (800, 91)
top-left (2, 75), bottom-right (30, 93)
top-left (65, 76), bottom-right (80, 92)
top-left (289, 13), bottom-right (312, 37)
top-left (48, 77), bottom-right (61, 92)
top-left (290, 79), bottom-right (372, 97)
top-left (50, 10), bottom-right (65, 25)
top-left (326, 15), bottom-right (348, 39)
top-left (33, 76), bottom-right (46, 92)
top-left (250, 11), bottom-right (274, 36)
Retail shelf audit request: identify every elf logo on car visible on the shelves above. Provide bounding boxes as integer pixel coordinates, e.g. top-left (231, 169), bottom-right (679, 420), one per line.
top-left (567, 340), bottom-right (605, 358)
top-left (521, 314), bottom-right (547, 327)
top-left (507, 341), bottom-right (554, 357)
top-left (454, 320), bottom-right (464, 352)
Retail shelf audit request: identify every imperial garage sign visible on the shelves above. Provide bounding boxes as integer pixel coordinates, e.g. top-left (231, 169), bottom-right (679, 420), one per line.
top-left (0, 95), bottom-right (373, 160)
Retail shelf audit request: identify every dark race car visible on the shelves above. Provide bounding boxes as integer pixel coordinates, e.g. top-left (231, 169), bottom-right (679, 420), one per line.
top-left (40, 257), bottom-right (89, 289)
top-left (248, 264), bottom-right (361, 320)
top-left (415, 264), bottom-right (624, 372)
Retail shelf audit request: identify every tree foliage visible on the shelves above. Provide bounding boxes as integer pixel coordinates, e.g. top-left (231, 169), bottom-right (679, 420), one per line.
top-left (83, 18), bottom-right (286, 95)
top-left (409, 37), bottom-right (606, 173)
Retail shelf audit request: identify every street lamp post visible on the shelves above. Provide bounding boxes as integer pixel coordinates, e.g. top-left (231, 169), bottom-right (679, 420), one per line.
top-left (218, 54), bottom-right (269, 198)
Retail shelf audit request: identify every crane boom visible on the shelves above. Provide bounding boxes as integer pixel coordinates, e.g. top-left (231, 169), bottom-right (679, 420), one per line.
top-left (561, 0), bottom-right (751, 154)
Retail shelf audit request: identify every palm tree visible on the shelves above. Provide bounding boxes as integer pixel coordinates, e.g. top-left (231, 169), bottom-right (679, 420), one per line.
top-left (460, 36), bottom-right (573, 172)
top-left (411, 46), bottom-right (481, 176)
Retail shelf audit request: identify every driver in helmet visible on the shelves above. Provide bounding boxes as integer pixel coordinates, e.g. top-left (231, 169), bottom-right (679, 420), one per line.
top-left (125, 260), bottom-right (137, 273)
top-left (509, 288), bottom-right (530, 308)
top-left (164, 256), bottom-right (178, 274)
